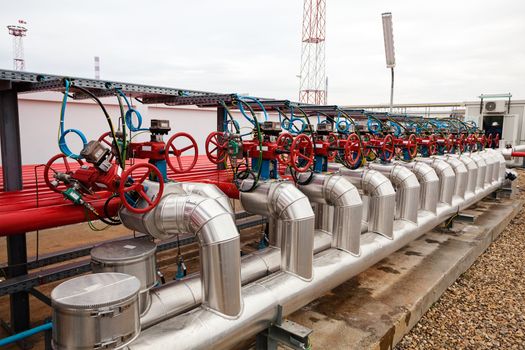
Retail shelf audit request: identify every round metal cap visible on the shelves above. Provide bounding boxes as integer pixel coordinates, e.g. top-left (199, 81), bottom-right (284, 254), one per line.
top-left (91, 239), bottom-right (156, 264)
top-left (51, 273), bottom-right (140, 310)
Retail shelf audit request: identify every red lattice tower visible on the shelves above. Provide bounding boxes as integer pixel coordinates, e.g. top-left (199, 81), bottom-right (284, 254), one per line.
top-left (7, 20), bottom-right (28, 71)
top-left (299, 0), bottom-right (326, 105)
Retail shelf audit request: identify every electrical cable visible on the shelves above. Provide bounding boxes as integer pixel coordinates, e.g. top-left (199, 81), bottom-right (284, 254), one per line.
top-left (58, 79), bottom-right (88, 159)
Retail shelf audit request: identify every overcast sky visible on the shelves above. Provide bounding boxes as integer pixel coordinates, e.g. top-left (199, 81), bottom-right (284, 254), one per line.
top-left (1, 0), bottom-right (524, 104)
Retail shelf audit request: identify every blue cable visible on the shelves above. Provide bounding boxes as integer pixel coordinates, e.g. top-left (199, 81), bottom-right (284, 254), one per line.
top-left (116, 89), bottom-right (148, 132)
top-left (58, 80), bottom-right (87, 159)
top-left (0, 322), bottom-right (52, 347)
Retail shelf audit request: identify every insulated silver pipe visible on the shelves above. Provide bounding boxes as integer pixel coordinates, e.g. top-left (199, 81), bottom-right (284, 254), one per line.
top-left (499, 144), bottom-right (525, 160)
top-left (417, 157), bottom-right (456, 205)
top-left (128, 175), bottom-right (503, 350)
top-left (120, 186), bottom-right (242, 318)
top-left (140, 230), bottom-right (334, 329)
top-left (489, 149), bottom-right (507, 181)
top-left (456, 154), bottom-right (478, 195)
top-left (398, 161), bottom-right (439, 214)
top-left (298, 173), bottom-right (363, 255)
top-left (179, 182), bottom-right (234, 215)
top-left (438, 156), bottom-right (468, 199)
top-left (368, 163), bottom-right (420, 223)
top-left (478, 151), bottom-right (496, 186)
top-left (339, 168), bottom-right (396, 238)
top-left (479, 150), bottom-right (499, 185)
top-left (469, 153), bottom-right (487, 191)
top-left (240, 181), bottom-right (315, 280)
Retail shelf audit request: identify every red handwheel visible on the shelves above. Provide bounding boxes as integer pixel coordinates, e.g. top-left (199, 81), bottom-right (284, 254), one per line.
top-left (276, 132), bottom-right (294, 165)
top-left (165, 132), bottom-right (198, 173)
top-left (44, 153), bottom-right (84, 193)
top-left (344, 133), bottom-right (362, 168)
top-left (407, 134), bottom-right (418, 159)
top-left (205, 132), bottom-right (228, 164)
top-left (290, 134), bottom-right (314, 172)
top-left (380, 134), bottom-right (395, 162)
top-left (458, 134), bottom-right (466, 153)
top-left (119, 163), bottom-right (164, 214)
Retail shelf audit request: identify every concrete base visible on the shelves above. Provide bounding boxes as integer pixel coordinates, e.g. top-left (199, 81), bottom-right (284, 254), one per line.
top-left (286, 196), bottom-right (523, 350)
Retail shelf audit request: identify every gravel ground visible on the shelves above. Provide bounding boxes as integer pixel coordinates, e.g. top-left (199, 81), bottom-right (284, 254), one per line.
top-left (396, 169), bottom-right (525, 350)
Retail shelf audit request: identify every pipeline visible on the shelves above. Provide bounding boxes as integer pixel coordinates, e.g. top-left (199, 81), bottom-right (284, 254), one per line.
top-left (127, 152), bottom-right (504, 350)
top-left (417, 157), bottom-right (456, 205)
top-left (337, 167), bottom-right (396, 238)
top-left (367, 163), bottom-right (420, 224)
top-left (119, 182), bottom-right (242, 317)
top-left (297, 173), bottom-right (363, 255)
top-left (398, 161), bottom-right (439, 214)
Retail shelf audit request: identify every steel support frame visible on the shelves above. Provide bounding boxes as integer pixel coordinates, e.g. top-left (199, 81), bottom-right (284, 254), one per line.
top-left (0, 87), bottom-right (30, 333)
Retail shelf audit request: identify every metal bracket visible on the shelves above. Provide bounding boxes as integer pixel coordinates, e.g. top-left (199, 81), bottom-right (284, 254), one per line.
top-left (256, 305), bottom-right (312, 350)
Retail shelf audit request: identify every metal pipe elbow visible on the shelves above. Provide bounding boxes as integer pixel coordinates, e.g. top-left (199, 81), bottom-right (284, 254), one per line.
top-left (179, 182), bottom-right (234, 215)
top-left (440, 156), bottom-right (468, 199)
top-left (417, 158), bottom-right (455, 205)
top-left (457, 154), bottom-right (478, 194)
top-left (240, 181), bottom-right (315, 280)
top-left (368, 163), bottom-right (420, 224)
top-left (155, 194), bottom-right (242, 317)
top-left (340, 168), bottom-right (395, 238)
top-left (469, 153), bottom-right (488, 190)
top-left (298, 173), bottom-right (362, 255)
top-left (399, 161), bottom-right (439, 214)
top-left (478, 151), bottom-right (497, 185)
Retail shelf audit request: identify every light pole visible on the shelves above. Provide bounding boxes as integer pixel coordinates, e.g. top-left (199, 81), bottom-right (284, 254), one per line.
top-left (382, 12), bottom-right (395, 113)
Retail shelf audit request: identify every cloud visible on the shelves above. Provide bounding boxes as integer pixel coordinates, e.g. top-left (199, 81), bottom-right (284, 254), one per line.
top-left (1, 0), bottom-right (523, 105)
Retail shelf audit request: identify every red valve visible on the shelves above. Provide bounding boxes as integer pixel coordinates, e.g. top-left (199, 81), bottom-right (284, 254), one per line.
top-left (361, 134), bottom-right (372, 158)
top-left (407, 134), bottom-right (418, 159)
top-left (457, 134), bottom-right (466, 153)
top-left (44, 153), bottom-right (84, 193)
top-left (276, 132), bottom-right (294, 165)
top-left (486, 133), bottom-right (493, 148)
top-left (428, 134), bottom-right (437, 155)
top-left (327, 132), bottom-right (338, 161)
top-left (290, 134), bottom-right (314, 172)
top-left (494, 133), bottom-right (500, 148)
top-left (445, 134), bottom-right (454, 153)
top-left (344, 133), bottom-right (362, 168)
top-left (380, 134), bottom-right (395, 162)
top-left (165, 132), bottom-right (198, 173)
top-left (119, 163), bottom-right (164, 214)
top-left (479, 134), bottom-right (486, 151)
top-left (205, 132), bottom-right (228, 164)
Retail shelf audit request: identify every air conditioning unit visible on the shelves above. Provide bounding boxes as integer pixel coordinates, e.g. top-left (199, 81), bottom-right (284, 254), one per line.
top-left (483, 100), bottom-right (506, 114)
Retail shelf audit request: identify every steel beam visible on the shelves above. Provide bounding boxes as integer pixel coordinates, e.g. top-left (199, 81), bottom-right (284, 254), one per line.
top-left (0, 88), bottom-right (30, 332)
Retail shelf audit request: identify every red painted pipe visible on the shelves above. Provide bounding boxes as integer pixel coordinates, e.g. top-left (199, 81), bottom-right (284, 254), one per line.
top-left (201, 180), bottom-right (240, 199)
top-left (511, 151), bottom-right (525, 157)
top-left (0, 200), bottom-right (120, 236)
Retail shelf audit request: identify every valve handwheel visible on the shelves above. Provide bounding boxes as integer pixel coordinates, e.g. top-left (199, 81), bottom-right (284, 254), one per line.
top-left (289, 134), bottom-right (314, 172)
top-left (407, 134), bottom-right (418, 159)
top-left (344, 133), bottom-right (362, 168)
top-left (44, 153), bottom-right (84, 193)
top-left (276, 132), bottom-right (294, 165)
top-left (205, 132), bottom-right (228, 164)
top-left (380, 134), bottom-right (395, 162)
top-left (165, 132), bottom-right (198, 173)
top-left (118, 163), bottom-right (164, 214)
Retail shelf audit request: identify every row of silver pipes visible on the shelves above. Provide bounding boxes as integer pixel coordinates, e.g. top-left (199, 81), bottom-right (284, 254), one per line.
top-left (59, 149), bottom-right (514, 349)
